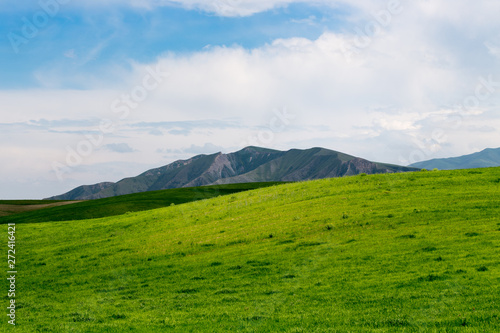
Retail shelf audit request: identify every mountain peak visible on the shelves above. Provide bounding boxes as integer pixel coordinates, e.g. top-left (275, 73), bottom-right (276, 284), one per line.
top-left (46, 147), bottom-right (417, 200)
top-left (239, 146), bottom-right (281, 153)
top-left (409, 147), bottom-right (500, 170)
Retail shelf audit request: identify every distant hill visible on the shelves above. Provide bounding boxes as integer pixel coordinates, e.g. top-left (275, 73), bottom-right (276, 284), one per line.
top-left (48, 182), bottom-right (114, 201)
top-left (409, 147), bottom-right (500, 170)
top-left (46, 146), bottom-right (418, 200)
top-left (1, 183), bottom-right (282, 224)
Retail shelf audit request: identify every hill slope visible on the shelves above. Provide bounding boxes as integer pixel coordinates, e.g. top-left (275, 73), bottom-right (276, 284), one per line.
top-left (0, 183), bottom-right (282, 224)
top-left (0, 200), bottom-right (77, 217)
top-left (48, 182), bottom-right (114, 201)
top-left (410, 147), bottom-right (500, 170)
top-left (18, 168), bottom-right (500, 331)
top-left (47, 146), bottom-right (418, 200)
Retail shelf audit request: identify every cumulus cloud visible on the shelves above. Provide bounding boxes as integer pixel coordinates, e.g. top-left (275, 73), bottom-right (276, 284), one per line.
top-left (78, 0), bottom-right (330, 17)
top-left (104, 143), bottom-right (135, 153)
top-left (184, 143), bottom-right (225, 154)
top-left (63, 0), bottom-right (400, 17)
top-left (2, 0), bottom-right (500, 199)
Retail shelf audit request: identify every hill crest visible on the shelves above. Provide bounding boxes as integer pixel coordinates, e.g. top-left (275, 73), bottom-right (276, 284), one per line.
top-left (409, 147), bottom-right (500, 170)
top-left (46, 146), bottom-right (418, 200)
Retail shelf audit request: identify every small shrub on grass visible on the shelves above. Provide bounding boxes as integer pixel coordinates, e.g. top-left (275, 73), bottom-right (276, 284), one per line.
top-left (111, 314), bottom-right (126, 320)
top-left (418, 274), bottom-right (445, 282)
top-left (296, 241), bottom-right (323, 247)
top-left (71, 313), bottom-right (94, 322)
top-left (465, 232), bottom-right (480, 237)
top-left (399, 234), bottom-right (416, 239)
top-left (214, 289), bottom-right (237, 295)
top-left (477, 266), bottom-right (488, 272)
top-left (247, 260), bottom-right (271, 266)
top-left (210, 262), bottom-right (222, 267)
top-left (178, 288), bottom-right (198, 294)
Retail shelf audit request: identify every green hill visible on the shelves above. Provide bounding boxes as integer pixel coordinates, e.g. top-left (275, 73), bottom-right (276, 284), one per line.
top-left (0, 183), bottom-right (283, 224)
top-left (13, 168), bottom-right (500, 331)
top-left (410, 147), bottom-right (500, 170)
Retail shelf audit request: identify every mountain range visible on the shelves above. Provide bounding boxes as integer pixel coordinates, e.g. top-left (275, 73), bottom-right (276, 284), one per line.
top-left (46, 147), bottom-right (418, 200)
top-left (409, 147), bottom-right (500, 170)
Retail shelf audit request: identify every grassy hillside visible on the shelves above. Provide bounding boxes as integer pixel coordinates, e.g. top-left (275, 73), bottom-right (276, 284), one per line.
top-left (10, 168), bottom-right (500, 331)
top-left (0, 200), bottom-right (76, 217)
top-left (0, 183), bottom-right (283, 224)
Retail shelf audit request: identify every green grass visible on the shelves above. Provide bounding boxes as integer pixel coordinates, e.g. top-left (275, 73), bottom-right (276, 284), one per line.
top-left (0, 182), bottom-right (284, 224)
top-left (7, 168), bottom-right (500, 331)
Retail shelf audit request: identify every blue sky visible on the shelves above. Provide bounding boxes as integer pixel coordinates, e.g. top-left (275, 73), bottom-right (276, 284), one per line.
top-left (1, 2), bottom-right (346, 88)
top-left (1, 0), bottom-right (500, 199)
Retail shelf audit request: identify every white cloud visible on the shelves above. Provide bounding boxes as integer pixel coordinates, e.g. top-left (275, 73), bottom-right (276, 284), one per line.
top-left (184, 143), bottom-right (225, 154)
top-left (2, 0), bottom-right (500, 199)
top-left (72, 0), bottom-right (386, 17)
top-left (104, 143), bottom-right (135, 153)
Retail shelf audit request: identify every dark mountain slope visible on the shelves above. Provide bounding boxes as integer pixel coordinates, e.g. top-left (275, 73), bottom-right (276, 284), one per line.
top-left (47, 146), bottom-right (418, 200)
top-left (214, 148), bottom-right (415, 184)
top-left (46, 182), bottom-right (114, 201)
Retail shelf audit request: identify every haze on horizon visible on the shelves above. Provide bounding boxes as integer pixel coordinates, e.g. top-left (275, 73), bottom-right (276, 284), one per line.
top-left (1, 0), bottom-right (499, 199)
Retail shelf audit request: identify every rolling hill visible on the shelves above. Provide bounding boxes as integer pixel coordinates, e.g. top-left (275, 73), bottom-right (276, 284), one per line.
top-left (0, 183), bottom-right (283, 224)
top-left (409, 147), bottom-right (500, 170)
top-left (18, 167), bottom-right (500, 331)
top-left (47, 146), bottom-right (418, 200)
top-left (0, 200), bottom-right (77, 217)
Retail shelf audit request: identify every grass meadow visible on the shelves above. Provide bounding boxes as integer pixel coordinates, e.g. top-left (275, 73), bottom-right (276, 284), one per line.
top-left (4, 168), bottom-right (500, 332)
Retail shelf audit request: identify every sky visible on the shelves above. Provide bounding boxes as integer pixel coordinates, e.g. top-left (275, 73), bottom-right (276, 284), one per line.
top-left (1, 0), bottom-right (499, 199)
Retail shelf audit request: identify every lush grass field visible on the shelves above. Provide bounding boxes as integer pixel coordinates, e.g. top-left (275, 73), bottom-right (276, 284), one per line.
top-left (7, 169), bottom-right (500, 332)
top-left (0, 182), bottom-right (284, 224)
